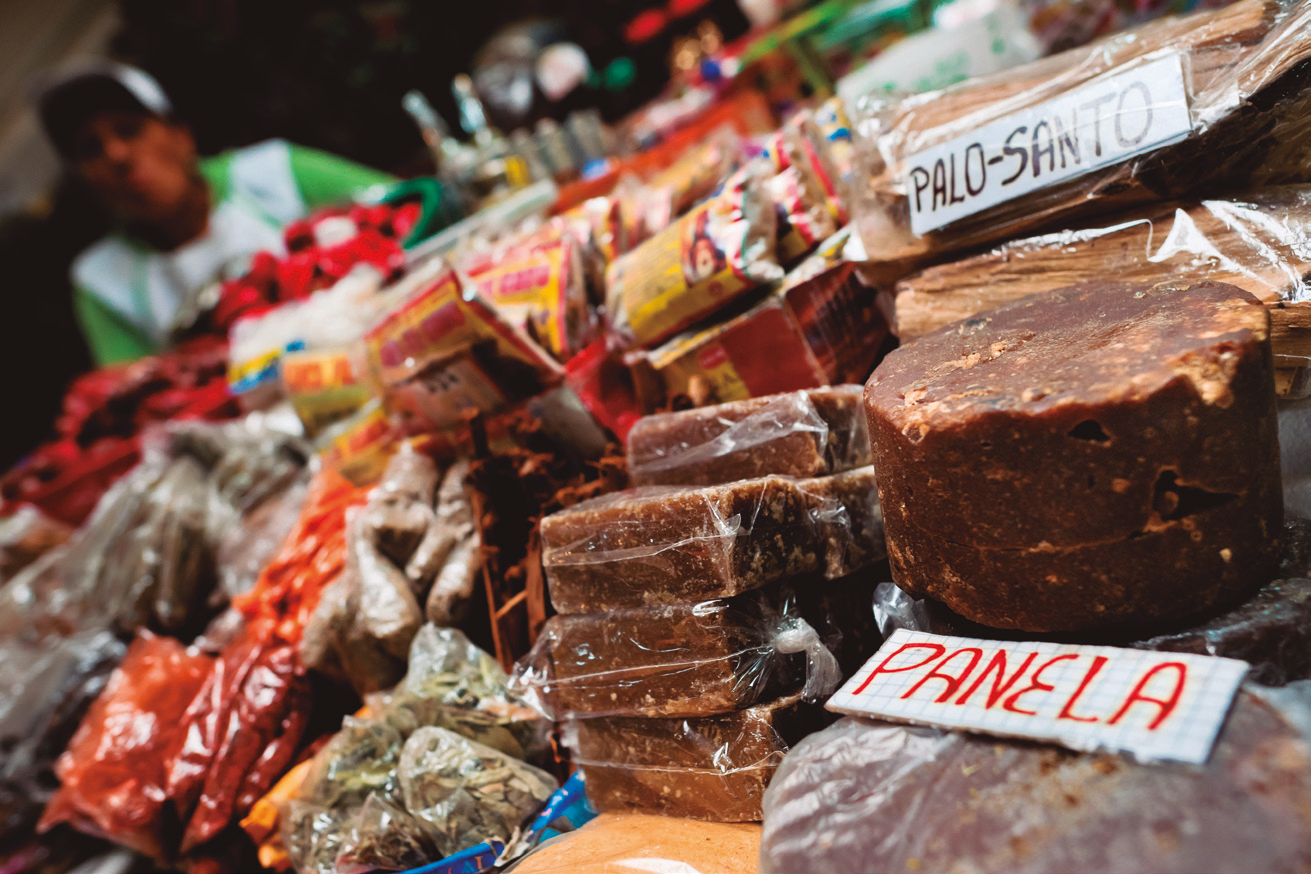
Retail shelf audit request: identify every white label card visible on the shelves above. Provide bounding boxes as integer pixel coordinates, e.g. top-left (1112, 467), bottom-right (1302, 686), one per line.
top-left (827, 629), bottom-right (1248, 763)
top-left (905, 53), bottom-right (1193, 235)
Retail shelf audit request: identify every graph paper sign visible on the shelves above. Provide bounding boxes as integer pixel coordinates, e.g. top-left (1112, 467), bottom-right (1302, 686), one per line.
top-left (827, 630), bottom-right (1248, 763)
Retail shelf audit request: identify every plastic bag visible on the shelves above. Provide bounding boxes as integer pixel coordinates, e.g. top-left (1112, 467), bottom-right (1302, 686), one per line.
top-left (512, 586), bottom-right (842, 720)
top-left (604, 165), bottom-right (782, 350)
top-left (398, 726), bottom-right (557, 857)
top-left (215, 477), bottom-right (309, 603)
top-left (0, 506), bottom-right (71, 583)
top-left (626, 386), bottom-right (870, 487)
top-left (760, 682), bottom-right (1311, 874)
top-left (334, 793), bottom-right (440, 874)
top-left (848, 0), bottom-right (1311, 265)
top-left (561, 692), bottom-right (829, 821)
top-left (373, 625), bottom-right (550, 764)
top-left (643, 125), bottom-right (743, 218)
top-left (39, 632), bottom-right (213, 862)
top-left (504, 813), bottom-right (761, 874)
top-left (0, 630), bottom-right (125, 835)
top-left (539, 469), bottom-right (881, 614)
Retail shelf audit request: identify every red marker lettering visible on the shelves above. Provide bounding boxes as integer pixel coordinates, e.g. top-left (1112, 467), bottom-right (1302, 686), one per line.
top-left (956, 650), bottom-right (1038, 709)
top-left (1002, 653), bottom-right (1079, 716)
top-left (851, 643), bottom-right (946, 695)
top-left (1108, 662), bottom-right (1187, 730)
top-left (1057, 655), bottom-right (1108, 723)
top-left (901, 647), bottom-right (983, 703)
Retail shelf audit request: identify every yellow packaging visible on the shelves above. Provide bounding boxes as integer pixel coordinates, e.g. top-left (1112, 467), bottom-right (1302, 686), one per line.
top-left (281, 346), bottom-right (370, 436)
top-left (604, 168), bottom-right (782, 350)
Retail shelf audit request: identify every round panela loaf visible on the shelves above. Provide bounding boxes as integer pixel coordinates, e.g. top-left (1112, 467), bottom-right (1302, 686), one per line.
top-left (864, 280), bottom-right (1282, 633)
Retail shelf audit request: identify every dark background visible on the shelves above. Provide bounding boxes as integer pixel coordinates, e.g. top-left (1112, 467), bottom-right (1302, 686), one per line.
top-left (0, 0), bottom-right (749, 469)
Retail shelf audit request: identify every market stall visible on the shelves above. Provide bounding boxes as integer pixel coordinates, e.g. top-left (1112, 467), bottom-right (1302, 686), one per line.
top-left (4, 0), bottom-right (1311, 872)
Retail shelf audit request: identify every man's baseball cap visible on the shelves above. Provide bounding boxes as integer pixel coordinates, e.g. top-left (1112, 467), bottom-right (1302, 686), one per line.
top-left (35, 61), bottom-right (174, 157)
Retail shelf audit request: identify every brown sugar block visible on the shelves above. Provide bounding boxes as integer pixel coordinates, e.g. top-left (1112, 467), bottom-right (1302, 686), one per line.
top-left (534, 590), bottom-right (811, 719)
top-left (760, 684), bottom-right (1311, 874)
top-left (627, 385), bottom-right (870, 487)
top-left (542, 476), bottom-right (822, 615)
top-left (566, 693), bottom-right (829, 822)
top-left (864, 280), bottom-right (1282, 633)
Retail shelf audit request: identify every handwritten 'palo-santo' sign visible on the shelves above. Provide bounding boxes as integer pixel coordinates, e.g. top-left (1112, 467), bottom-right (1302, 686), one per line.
top-left (904, 52), bottom-right (1193, 236)
top-left (827, 630), bottom-right (1248, 763)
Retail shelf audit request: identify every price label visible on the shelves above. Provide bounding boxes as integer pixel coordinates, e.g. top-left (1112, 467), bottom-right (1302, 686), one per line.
top-left (905, 53), bottom-right (1193, 235)
top-left (828, 629), bottom-right (1247, 763)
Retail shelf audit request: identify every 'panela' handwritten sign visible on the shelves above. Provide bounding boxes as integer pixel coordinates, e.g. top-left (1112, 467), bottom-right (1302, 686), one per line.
top-left (905, 52), bottom-right (1193, 235)
top-left (827, 630), bottom-right (1248, 763)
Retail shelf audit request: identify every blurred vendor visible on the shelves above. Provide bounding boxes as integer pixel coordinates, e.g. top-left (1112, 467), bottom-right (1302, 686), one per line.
top-left (38, 62), bottom-right (397, 365)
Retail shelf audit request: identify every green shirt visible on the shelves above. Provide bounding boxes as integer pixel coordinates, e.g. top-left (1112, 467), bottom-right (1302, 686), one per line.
top-left (73, 140), bottom-right (396, 366)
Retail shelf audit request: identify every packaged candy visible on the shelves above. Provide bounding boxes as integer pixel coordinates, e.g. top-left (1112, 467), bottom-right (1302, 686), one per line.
top-left (641, 256), bottom-right (885, 409)
top-left (604, 166), bottom-right (783, 350)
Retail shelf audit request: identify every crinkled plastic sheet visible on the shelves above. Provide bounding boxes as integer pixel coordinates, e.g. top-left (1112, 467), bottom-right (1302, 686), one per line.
top-left (0, 506), bottom-right (71, 584)
top-left (540, 469), bottom-right (881, 614)
top-left (511, 586), bottom-right (842, 720)
top-left (847, 0), bottom-right (1311, 264)
top-left (560, 692), bottom-right (829, 821)
top-left (626, 385), bottom-right (870, 488)
top-left (892, 186), bottom-right (1311, 377)
top-left (760, 681), bottom-right (1311, 874)
top-left (0, 418), bottom-right (309, 640)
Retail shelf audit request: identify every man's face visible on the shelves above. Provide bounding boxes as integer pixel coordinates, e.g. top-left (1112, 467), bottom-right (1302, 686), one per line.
top-left (70, 111), bottom-right (199, 225)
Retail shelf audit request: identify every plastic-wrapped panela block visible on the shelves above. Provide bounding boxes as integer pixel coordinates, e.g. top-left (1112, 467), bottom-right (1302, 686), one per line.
top-left (511, 588), bottom-right (840, 720)
top-left (543, 467), bottom-right (883, 614)
top-left (760, 683), bottom-right (1311, 874)
top-left (563, 693), bottom-right (829, 822)
top-left (626, 386), bottom-right (870, 487)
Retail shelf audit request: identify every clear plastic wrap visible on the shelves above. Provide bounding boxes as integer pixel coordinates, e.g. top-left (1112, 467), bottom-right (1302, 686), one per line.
top-left (893, 186), bottom-right (1311, 379)
top-left (504, 813), bottom-right (761, 874)
top-left (645, 126), bottom-right (743, 218)
top-left (562, 692), bottom-right (829, 822)
top-left (215, 477), bottom-right (309, 603)
top-left (0, 629), bottom-right (124, 836)
top-left (541, 468), bottom-right (881, 614)
top-left (397, 726), bottom-right (558, 856)
top-left (511, 586), bottom-right (842, 720)
top-left (334, 793), bottom-right (440, 874)
top-left (604, 165), bottom-right (782, 350)
top-left (626, 385), bottom-right (870, 487)
top-left (848, 0), bottom-right (1311, 265)
top-left (760, 681), bottom-right (1311, 874)
top-left (0, 506), bottom-right (71, 583)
